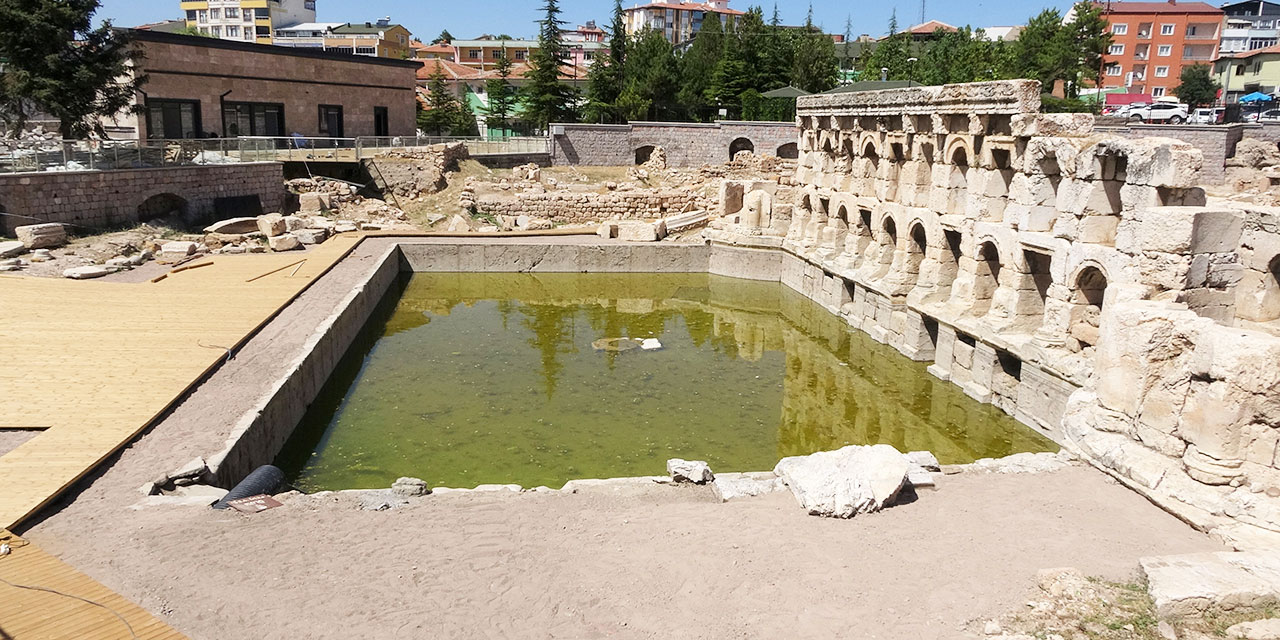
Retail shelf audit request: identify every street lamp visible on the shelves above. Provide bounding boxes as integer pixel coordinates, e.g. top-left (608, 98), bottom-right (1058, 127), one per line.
top-left (881, 66), bottom-right (889, 82)
top-left (907, 57), bottom-right (918, 86)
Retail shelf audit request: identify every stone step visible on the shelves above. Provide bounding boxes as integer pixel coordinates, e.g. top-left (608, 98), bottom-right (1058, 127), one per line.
top-left (1141, 551), bottom-right (1280, 618)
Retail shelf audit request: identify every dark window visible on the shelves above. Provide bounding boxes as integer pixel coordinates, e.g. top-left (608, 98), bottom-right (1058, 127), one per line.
top-left (222, 102), bottom-right (285, 137)
top-left (318, 104), bottom-right (344, 137)
top-left (374, 106), bottom-right (389, 137)
top-left (145, 99), bottom-right (201, 139)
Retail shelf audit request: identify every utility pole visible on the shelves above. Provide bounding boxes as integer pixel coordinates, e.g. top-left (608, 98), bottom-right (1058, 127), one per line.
top-left (920, 0), bottom-right (926, 24)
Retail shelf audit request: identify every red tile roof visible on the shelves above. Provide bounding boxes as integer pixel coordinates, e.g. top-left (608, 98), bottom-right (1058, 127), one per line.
top-left (1219, 42), bottom-right (1280, 59)
top-left (909, 20), bottom-right (959, 34)
top-left (417, 58), bottom-right (483, 81)
top-left (623, 2), bottom-right (746, 16)
top-left (1095, 1), bottom-right (1224, 14)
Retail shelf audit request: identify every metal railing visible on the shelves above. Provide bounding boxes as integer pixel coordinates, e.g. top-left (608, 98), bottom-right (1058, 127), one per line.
top-left (0, 134), bottom-right (553, 174)
top-left (0, 138), bottom-right (264, 174)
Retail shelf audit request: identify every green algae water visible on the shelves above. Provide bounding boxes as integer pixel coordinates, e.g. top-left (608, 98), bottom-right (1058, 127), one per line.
top-left (276, 273), bottom-right (1057, 491)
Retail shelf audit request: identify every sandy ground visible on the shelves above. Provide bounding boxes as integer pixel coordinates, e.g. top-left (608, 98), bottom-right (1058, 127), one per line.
top-left (23, 463), bottom-right (1220, 640)
top-left (0, 430), bottom-right (38, 456)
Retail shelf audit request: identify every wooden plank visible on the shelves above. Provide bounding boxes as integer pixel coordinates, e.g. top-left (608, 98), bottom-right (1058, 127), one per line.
top-left (0, 530), bottom-right (188, 639)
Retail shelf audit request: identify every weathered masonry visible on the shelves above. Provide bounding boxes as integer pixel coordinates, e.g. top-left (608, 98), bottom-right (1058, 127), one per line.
top-left (551, 121), bottom-right (798, 167)
top-left (0, 163), bottom-right (284, 234)
top-left (708, 80), bottom-right (1280, 548)
top-left (104, 30), bottom-right (420, 139)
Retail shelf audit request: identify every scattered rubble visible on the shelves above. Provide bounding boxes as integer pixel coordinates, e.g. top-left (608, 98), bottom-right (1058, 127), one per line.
top-left (666, 459), bottom-right (714, 484)
top-left (16, 223), bottom-right (67, 250)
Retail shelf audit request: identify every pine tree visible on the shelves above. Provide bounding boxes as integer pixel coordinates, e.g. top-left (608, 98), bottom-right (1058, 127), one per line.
top-left (709, 18), bottom-right (751, 114)
top-left (678, 13), bottom-right (724, 120)
top-left (1014, 9), bottom-right (1077, 92)
top-left (1069, 1), bottom-right (1114, 96)
top-left (522, 0), bottom-right (578, 129)
top-left (435, 29), bottom-right (454, 44)
top-left (418, 65), bottom-right (474, 136)
top-left (864, 10), bottom-right (911, 81)
top-left (483, 45), bottom-right (516, 135)
top-left (0, 0), bottom-right (145, 138)
top-left (791, 6), bottom-right (838, 93)
top-left (623, 29), bottom-right (680, 120)
top-left (583, 0), bottom-right (627, 123)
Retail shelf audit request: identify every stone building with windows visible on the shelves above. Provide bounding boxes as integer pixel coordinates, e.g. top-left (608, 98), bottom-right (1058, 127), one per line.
top-left (106, 30), bottom-right (418, 139)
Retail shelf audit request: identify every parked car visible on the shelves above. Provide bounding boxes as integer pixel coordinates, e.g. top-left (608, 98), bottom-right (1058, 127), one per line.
top-left (1247, 109), bottom-right (1280, 122)
top-left (1124, 102), bottom-right (1190, 123)
top-left (1190, 108), bottom-right (1225, 125)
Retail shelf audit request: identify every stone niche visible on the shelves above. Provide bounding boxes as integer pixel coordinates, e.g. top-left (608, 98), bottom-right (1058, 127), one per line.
top-left (707, 79), bottom-right (1280, 550)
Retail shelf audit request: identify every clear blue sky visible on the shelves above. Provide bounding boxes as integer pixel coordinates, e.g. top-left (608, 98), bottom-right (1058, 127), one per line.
top-left (96, 0), bottom-right (1082, 40)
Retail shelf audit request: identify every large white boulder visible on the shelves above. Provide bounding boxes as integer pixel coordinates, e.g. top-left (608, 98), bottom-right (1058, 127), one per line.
top-left (268, 233), bottom-right (302, 252)
top-left (256, 213), bottom-right (287, 237)
top-left (667, 458), bottom-right (713, 484)
top-left (773, 444), bottom-right (911, 518)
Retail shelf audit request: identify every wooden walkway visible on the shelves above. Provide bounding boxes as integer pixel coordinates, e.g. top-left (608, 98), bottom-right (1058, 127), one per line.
top-left (0, 529), bottom-right (187, 639)
top-left (0, 234), bottom-right (360, 529)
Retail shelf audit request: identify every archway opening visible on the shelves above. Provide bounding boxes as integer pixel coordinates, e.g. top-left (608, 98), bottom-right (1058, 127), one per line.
top-left (634, 145), bottom-right (656, 165)
top-left (948, 146), bottom-right (970, 214)
top-left (776, 142), bottom-right (799, 159)
top-left (908, 223), bottom-right (928, 284)
top-left (1071, 267), bottom-right (1108, 348)
top-left (972, 240), bottom-right (1001, 315)
top-left (729, 137), bottom-right (755, 160)
top-left (137, 193), bottom-right (189, 224)
top-left (1024, 250), bottom-right (1053, 313)
top-left (864, 140), bottom-right (881, 177)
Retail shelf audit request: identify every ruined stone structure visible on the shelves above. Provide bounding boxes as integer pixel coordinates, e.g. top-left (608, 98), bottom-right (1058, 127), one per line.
top-left (552, 121), bottom-right (798, 167)
top-left (472, 187), bottom-right (712, 223)
top-left (707, 80), bottom-right (1280, 548)
top-left (0, 163), bottom-right (285, 235)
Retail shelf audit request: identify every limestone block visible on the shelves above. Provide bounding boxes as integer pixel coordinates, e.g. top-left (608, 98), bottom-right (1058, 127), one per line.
top-left (1010, 112), bottom-right (1094, 137)
top-left (256, 213), bottom-right (287, 237)
top-left (618, 221), bottom-right (667, 242)
top-left (294, 228), bottom-right (328, 245)
top-left (299, 191), bottom-right (331, 213)
top-left (159, 241), bottom-right (197, 258)
top-left (720, 181), bottom-right (745, 216)
top-left (203, 217), bottom-right (259, 235)
top-left (773, 444), bottom-right (911, 518)
top-left (62, 265), bottom-right (110, 280)
top-left (711, 472), bottom-right (785, 502)
top-left (268, 233), bottom-right (301, 252)
top-left (667, 459), bottom-right (713, 484)
top-left (15, 223), bottom-right (66, 249)
top-left (1116, 207), bottom-right (1243, 257)
top-left (282, 215), bottom-right (307, 232)
top-left (1079, 215), bottom-right (1119, 245)
top-left (1140, 551), bottom-right (1280, 618)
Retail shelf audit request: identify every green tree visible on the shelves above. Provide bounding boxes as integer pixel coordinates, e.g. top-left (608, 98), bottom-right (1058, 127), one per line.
top-left (0, 0), bottom-right (146, 138)
top-left (709, 18), bottom-right (752, 113)
top-left (418, 66), bottom-right (475, 136)
top-left (791, 6), bottom-right (838, 93)
top-left (1068, 1), bottom-right (1114, 97)
top-left (864, 10), bottom-right (912, 81)
top-left (623, 28), bottom-right (680, 120)
top-left (483, 45), bottom-right (517, 135)
top-left (522, 0), bottom-right (578, 128)
top-left (678, 13), bottom-right (725, 120)
top-left (1175, 64), bottom-right (1220, 108)
top-left (583, 0), bottom-right (627, 123)
top-left (1012, 9), bottom-right (1077, 94)
top-left (174, 26), bottom-right (212, 38)
top-left (435, 29), bottom-right (454, 44)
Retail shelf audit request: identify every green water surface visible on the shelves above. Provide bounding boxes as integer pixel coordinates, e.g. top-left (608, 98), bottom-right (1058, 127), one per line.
top-left (276, 273), bottom-right (1057, 491)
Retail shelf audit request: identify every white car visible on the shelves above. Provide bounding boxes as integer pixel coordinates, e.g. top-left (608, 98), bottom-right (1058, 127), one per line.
top-left (1247, 109), bottom-right (1280, 122)
top-left (1190, 108), bottom-right (1224, 125)
top-left (1124, 102), bottom-right (1190, 124)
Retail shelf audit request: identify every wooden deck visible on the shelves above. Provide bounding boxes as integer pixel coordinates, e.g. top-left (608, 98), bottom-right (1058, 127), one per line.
top-left (0, 529), bottom-right (188, 639)
top-left (0, 233), bottom-right (361, 530)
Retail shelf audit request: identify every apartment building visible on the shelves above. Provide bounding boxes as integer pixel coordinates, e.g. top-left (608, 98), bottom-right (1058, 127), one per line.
top-left (1215, 43), bottom-right (1280, 101)
top-left (326, 20), bottom-right (413, 58)
top-left (1220, 0), bottom-right (1280, 54)
top-left (181, 0), bottom-right (316, 44)
top-left (1097, 1), bottom-right (1225, 98)
top-left (451, 33), bottom-right (603, 73)
top-left (622, 0), bottom-right (744, 46)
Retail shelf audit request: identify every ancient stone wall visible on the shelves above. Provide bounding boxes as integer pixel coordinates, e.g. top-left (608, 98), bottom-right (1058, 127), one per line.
top-left (1095, 123), bottom-right (1243, 184)
top-left (707, 79), bottom-right (1280, 548)
top-left (0, 163), bottom-right (285, 235)
top-left (474, 188), bottom-right (711, 223)
top-left (552, 121), bottom-right (798, 167)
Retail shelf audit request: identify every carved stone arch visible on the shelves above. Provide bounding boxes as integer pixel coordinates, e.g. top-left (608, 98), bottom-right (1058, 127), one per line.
top-left (858, 132), bottom-right (883, 158)
top-left (944, 136), bottom-right (974, 167)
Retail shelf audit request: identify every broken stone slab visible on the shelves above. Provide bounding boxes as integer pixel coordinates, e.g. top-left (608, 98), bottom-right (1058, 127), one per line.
top-left (667, 459), bottom-right (714, 484)
top-left (663, 210), bottom-right (709, 232)
top-left (773, 444), bottom-right (911, 518)
top-left (62, 265), bottom-right (111, 280)
top-left (711, 472), bottom-right (785, 502)
top-left (559, 476), bottom-right (670, 495)
top-left (906, 451), bottom-right (941, 472)
top-left (268, 233), bottom-right (301, 252)
top-left (171, 457), bottom-right (208, 482)
top-left (294, 228), bottom-right (329, 245)
top-left (597, 222), bottom-right (618, 239)
top-left (961, 451), bottom-right (1073, 474)
top-left (105, 256), bottom-right (134, 268)
top-left (203, 217), bottom-right (260, 235)
top-left (908, 469), bottom-right (939, 491)
top-left (639, 338), bottom-right (663, 351)
top-left (334, 222), bottom-right (359, 234)
top-left (163, 484), bottom-right (228, 503)
top-left (0, 240), bottom-right (26, 258)
top-left (617, 221), bottom-right (668, 243)
top-left (256, 213), bottom-right (287, 237)
top-left (1141, 551), bottom-right (1280, 618)
top-left (159, 241), bottom-right (197, 258)
top-left (1226, 619), bottom-right (1280, 639)
top-left (15, 223), bottom-right (66, 249)
top-left (391, 477), bottom-right (430, 497)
